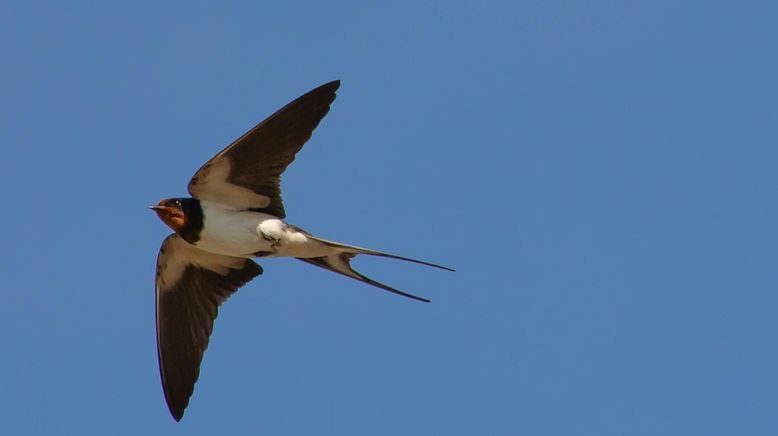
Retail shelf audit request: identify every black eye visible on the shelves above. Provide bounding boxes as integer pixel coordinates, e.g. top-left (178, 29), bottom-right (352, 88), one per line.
top-left (173, 200), bottom-right (182, 206)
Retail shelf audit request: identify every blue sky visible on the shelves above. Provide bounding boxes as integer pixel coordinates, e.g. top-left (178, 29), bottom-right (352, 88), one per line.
top-left (1, 1), bottom-right (776, 434)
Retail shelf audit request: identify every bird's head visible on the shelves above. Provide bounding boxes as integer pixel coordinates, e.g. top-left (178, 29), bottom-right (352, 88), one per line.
top-left (150, 198), bottom-right (187, 233)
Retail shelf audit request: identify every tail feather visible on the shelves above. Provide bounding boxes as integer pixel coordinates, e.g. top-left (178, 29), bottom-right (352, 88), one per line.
top-left (298, 254), bottom-right (431, 302)
top-left (303, 234), bottom-right (455, 272)
top-left (296, 236), bottom-right (453, 302)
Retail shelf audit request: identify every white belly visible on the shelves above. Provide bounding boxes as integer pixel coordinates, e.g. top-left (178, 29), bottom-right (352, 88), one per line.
top-left (194, 200), bottom-right (334, 259)
top-left (195, 201), bottom-right (275, 257)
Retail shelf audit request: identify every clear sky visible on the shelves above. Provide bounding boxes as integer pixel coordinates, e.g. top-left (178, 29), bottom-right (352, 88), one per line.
top-left (1, 1), bottom-right (776, 435)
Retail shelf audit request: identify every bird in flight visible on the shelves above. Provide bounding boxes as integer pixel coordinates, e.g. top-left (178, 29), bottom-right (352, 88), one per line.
top-left (150, 80), bottom-right (453, 421)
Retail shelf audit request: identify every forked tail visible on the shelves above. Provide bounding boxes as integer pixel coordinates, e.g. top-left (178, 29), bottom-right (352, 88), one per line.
top-left (297, 235), bottom-right (454, 302)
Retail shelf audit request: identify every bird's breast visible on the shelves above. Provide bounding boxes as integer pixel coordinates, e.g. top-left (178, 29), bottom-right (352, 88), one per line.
top-left (193, 200), bottom-right (335, 259)
top-left (194, 201), bottom-right (276, 257)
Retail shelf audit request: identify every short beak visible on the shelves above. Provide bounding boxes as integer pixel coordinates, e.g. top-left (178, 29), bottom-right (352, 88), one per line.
top-left (149, 205), bottom-right (163, 211)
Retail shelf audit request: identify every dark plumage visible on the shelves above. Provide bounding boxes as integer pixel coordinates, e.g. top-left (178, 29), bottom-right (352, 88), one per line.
top-left (150, 80), bottom-right (452, 421)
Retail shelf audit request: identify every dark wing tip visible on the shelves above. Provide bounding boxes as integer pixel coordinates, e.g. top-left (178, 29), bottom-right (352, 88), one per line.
top-left (306, 80), bottom-right (340, 106)
top-left (299, 79), bottom-right (340, 102)
top-left (160, 366), bottom-right (188, 422)
top-left (170, 404), bottom-right (184, 422)
top-left (323, 79), bottom-right (340, 91)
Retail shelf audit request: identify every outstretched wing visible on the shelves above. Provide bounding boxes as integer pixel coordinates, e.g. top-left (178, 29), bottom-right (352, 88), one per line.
top-left (155, 234), bottom-right (263, 421)
top-left (188, 80), bottom-right (340, 217)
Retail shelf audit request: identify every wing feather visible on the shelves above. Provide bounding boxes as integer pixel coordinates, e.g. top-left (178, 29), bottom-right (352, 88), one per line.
top-left (155, 234), bottom-right (263, 421)
top-left (188, 80), bottom-right (340, 217)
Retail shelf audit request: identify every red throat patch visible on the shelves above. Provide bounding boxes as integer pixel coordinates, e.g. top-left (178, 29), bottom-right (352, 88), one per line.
top-left (153, 205), bottom-right (186, 233)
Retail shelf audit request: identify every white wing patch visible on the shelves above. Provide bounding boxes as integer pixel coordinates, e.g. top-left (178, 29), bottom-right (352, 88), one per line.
top-left (189, 158), bottom-right (272, 210)
top-left (156, 235), bottom-right (247, 293)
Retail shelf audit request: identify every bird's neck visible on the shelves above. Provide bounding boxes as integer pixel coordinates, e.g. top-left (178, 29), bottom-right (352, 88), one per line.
top-left (179, 198), bottom-right (204, 244)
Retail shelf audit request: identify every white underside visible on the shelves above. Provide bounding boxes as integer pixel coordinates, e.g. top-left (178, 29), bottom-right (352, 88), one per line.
top-left (194, 200), bottom-right (336, 259)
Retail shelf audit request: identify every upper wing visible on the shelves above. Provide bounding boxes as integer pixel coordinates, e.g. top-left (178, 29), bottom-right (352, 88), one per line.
top-left (188, 80), bottom-right (341, 217)
top-left (155, 234), bottom-right (263, 421)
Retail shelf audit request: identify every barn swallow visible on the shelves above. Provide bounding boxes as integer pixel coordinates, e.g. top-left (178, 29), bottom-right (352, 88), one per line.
top-left (150, 80), bottom-right (453, 421)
